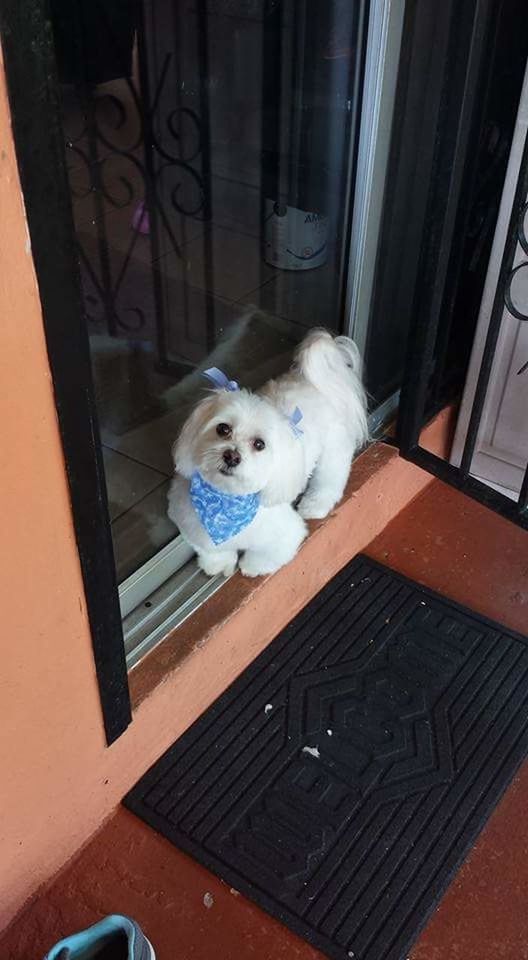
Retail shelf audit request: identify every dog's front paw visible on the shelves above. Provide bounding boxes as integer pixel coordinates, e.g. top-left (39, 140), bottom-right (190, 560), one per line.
top-left (197, 550), bottom-right (238, 578)
top-left (239, 551), bottom-right (282, 578)
top-left (297, 493), bottom-right (335, 520)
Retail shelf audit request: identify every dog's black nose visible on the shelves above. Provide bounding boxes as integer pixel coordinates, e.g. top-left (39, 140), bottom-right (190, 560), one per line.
top-left (222, 448), bottom-right (241, 468)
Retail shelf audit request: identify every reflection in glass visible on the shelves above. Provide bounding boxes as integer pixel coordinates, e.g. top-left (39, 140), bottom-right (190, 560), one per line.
top-left (51, 0), bottom-right (365, 581)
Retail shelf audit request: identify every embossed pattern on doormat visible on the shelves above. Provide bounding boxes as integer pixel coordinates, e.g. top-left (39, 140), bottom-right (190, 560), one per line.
top-left (124, 555), bottom-right (528, 960)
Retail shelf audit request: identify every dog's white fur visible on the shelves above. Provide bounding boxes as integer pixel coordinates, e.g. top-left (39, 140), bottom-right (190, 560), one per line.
top-left (168, 328), bottom-right (368, 578)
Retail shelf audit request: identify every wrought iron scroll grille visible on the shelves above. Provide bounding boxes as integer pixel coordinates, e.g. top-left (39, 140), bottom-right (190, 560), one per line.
top-left (59, 0), bottom-right (213, 372)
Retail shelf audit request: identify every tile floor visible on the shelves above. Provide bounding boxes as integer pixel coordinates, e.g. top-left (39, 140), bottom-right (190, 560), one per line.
top-left (2, 479), bottom-right (528, 960)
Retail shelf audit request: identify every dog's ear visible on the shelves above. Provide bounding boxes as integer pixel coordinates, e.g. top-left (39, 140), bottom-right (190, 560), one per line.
top-left (172, 394), bottom-right (218, 478)
top-left (259, 420), bottom-right (305, 507)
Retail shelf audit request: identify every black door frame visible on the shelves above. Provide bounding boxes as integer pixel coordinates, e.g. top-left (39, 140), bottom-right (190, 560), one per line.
top-left (389, 0), bottom-right (528, 530)
top-left (0, 0), bottom-right (131, 744)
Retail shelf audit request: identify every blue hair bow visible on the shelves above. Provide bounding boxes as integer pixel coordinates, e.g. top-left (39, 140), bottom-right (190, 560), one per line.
top-left (203, 367), bottom-right (239, 391)
top-left (287, 406), bottom-right (304, 438)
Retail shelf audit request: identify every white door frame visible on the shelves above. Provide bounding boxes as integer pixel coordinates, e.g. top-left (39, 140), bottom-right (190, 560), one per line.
top-left (345, 0), bottom-right (405, 355)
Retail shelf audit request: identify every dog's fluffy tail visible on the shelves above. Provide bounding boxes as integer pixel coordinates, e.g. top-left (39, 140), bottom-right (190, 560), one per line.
top-left (295, 328), bottom-right (369, 447)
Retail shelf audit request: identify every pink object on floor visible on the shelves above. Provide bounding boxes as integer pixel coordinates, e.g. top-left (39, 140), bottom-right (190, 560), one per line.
top-left (132, 200), bottom-right (150, 235)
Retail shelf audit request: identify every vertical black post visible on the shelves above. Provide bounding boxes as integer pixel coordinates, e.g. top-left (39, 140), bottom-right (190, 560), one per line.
top-left (260, 0), bottom-right (283, 266)
top-left (136, 0), bottom-right (172, 371)
top-left (196, 0), bottom-right (215, 354)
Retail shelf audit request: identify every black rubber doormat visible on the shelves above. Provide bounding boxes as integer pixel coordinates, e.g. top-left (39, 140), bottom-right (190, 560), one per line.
top-left (125, 555), bottom-right (528, 960)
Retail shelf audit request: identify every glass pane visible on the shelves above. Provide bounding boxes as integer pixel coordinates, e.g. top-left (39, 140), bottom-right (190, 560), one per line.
top-left (51, 0), bottom-right (366, 583)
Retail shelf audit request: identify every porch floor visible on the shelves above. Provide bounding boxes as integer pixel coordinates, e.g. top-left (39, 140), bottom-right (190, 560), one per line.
top-left (3, 477), bottom-right (528, 960)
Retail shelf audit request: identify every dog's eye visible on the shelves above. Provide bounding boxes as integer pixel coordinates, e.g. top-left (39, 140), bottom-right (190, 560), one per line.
top-left (216, 422), bottom-right (231, 437)
top-left (253, 437), bottom-right (265, 451)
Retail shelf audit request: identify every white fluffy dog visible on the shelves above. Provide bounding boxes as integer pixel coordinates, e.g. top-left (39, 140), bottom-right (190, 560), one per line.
top-left (168, 329), bottom-right (368, 578)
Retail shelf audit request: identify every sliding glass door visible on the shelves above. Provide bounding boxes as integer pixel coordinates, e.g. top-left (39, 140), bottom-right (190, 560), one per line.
top-left (50, 0), bottom-right (369, 654)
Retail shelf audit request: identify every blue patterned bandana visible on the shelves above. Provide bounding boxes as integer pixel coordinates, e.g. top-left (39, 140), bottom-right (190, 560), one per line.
top-left (189, 471), bottom-right (260, 544)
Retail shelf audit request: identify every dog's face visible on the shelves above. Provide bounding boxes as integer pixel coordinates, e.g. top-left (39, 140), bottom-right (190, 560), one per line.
top-left (173, 390), bottom-right (290, 497)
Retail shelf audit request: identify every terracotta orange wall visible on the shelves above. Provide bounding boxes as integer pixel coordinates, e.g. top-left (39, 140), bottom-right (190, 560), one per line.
top-left (0, 50), bottom-right (108, 925)
top-left (0, 52), bottom-right (441, 936)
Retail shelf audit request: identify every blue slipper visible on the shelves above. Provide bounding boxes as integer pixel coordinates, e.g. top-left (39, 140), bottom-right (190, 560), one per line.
top-left (44, 914), bottom-right (155, 960)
